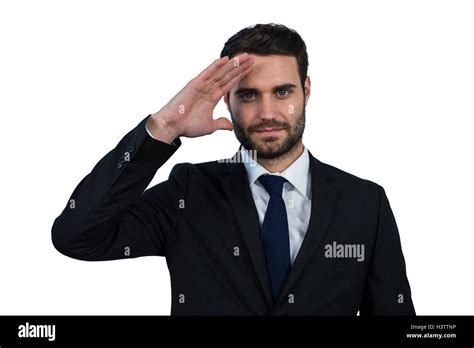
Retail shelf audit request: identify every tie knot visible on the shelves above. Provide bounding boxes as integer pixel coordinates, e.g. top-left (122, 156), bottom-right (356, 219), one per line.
top-left (258, 175), bottom-right (286, 195)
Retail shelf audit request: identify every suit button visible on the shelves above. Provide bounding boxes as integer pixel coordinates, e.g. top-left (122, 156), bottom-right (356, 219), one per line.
top-left (127, 144), bottom-right (135, 153)
top-left (117, 162), bottom-right (123, 170)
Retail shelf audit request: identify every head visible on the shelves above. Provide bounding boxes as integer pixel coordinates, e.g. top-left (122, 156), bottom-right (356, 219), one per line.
top-left (221, 23), bottom-right (311, 160)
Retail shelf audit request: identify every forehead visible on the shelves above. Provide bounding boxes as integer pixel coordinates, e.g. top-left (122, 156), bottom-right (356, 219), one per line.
top-left (232, 54), bottom-right (300, 91)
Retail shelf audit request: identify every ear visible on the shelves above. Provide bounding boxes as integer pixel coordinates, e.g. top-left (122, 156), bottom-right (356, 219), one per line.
top-left (224, 92), bottom-right (231, 112)
top-left (304, 76), bottom-right (311, 105)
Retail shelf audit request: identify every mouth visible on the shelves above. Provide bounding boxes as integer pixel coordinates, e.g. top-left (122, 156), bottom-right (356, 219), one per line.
top-left (254, 128), bottom-right (285, 135)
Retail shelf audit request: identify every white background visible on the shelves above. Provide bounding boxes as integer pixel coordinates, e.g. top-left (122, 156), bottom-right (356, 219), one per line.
top-left (0, 0), bottom-right (473, 315)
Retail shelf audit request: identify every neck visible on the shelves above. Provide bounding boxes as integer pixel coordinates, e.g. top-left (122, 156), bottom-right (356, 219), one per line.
top-left (258, 141), bottom-right (305, 173)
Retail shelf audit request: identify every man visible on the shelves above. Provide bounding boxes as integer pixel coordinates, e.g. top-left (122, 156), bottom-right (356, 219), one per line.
top-left (52, 23), bottom-right (415, 315)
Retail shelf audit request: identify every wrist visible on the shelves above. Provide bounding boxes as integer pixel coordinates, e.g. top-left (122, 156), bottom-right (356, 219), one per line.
top-left (146, 111), bottom-right (180, 144)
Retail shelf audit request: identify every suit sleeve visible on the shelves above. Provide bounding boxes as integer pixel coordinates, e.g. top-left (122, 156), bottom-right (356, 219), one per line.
top-left (51, 114), bottom-right (187, 261)
top-left (360, 186), bottom-right (416, 315)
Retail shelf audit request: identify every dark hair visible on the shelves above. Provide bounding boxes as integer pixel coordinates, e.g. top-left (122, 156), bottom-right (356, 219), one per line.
top-left (220, 23), bottom-right (308, 89)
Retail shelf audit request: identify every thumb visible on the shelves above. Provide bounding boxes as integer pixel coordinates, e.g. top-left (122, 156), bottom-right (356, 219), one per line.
top-left (213, 117), bottom-right (234, 132)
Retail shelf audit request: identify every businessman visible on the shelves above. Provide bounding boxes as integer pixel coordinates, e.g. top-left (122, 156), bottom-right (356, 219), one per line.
top-left (52, 23), bottom-right (415, 315)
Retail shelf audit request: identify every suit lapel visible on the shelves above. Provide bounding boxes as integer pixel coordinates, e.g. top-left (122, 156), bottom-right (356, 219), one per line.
top-left (275, 153), bottom-right (341, 306)
top-left (219, 150), bottom-right (341, 310)
top-left (221, 160), bottom-right (274, 308)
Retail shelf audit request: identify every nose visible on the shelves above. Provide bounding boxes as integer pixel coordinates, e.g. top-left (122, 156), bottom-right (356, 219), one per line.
top-left (258, 94), bottom-right (276, 120)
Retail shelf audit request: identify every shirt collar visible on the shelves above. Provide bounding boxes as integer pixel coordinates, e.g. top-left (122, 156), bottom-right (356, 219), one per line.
top-left (241, 146), bottom-right (311, 199)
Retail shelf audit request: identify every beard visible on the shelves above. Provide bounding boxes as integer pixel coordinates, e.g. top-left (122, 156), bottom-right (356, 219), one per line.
top-left (230, 106), bottom-right (306, 160)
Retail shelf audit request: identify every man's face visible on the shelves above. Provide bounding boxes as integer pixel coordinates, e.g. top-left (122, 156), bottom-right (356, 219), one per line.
top-left (224, 54), bottom-right (311, 160)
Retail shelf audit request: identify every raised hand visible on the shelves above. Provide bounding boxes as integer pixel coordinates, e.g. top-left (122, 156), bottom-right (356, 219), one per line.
top-left (146, 53), bottom-right (254, 143)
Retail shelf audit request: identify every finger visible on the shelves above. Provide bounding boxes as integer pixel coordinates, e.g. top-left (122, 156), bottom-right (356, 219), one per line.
top-left (212, 52), bottom-right (253, 83)
top-left (213, 117), bottom-right (234, 132)
top-left (220, 66), bottom-right (253, 95)
top-left (196, 56), bottom-right (230, 81)
top-left (218, 58), bottom-right (254, 88)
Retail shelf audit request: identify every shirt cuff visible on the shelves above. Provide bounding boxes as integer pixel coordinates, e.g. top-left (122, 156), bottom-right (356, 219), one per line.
top-left (145, 124), bottom-right (177, 146)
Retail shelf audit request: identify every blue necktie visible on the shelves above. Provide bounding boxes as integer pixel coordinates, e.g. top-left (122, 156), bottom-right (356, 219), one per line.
top-left (258, 175), bottom-right (291, 302)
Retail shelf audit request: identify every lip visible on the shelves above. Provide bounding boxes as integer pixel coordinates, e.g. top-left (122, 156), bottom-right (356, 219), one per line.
top-left (255, 128), bottom-right (284, 134)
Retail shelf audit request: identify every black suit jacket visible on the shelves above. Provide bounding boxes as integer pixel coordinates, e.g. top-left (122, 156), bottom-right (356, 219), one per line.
top-left (52, 115), bottom-right (415, 315)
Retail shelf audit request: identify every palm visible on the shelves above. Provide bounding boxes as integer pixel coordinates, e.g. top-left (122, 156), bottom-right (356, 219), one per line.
top-left (161, 53), bottom-right (254, 138)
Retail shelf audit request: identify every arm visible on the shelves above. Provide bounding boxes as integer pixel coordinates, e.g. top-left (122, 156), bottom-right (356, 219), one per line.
top-left (51, 53), bottom-right (254, 261)
top-left (51, 115), bottom-right (186, 260)
top-left (360, 186), bottom-right (416, 315)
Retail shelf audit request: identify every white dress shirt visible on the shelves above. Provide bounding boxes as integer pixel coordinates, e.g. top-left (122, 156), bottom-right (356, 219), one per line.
top-left (241, 147), bottom-right (312, 266)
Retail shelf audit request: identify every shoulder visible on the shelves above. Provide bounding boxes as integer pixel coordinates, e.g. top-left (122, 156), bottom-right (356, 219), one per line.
top-left (313, 156), bottom-right (384, 197)
top-left (168, 159), bottom-right (236, 185)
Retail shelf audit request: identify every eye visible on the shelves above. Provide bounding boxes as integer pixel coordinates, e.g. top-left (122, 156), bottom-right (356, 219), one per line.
top-left (276, 88), bottom-right (292, 97)
top-left (239, 92), bottom-right (256, 101)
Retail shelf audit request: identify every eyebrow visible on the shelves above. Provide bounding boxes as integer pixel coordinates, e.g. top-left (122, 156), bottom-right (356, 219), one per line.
top-left (233, 83), bottom-right (297, 95)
